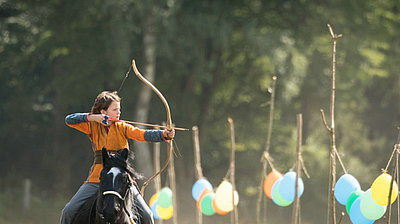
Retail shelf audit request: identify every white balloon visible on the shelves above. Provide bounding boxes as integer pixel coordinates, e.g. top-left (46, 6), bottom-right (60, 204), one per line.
top-left (214, 180), bottom-right (239, 212)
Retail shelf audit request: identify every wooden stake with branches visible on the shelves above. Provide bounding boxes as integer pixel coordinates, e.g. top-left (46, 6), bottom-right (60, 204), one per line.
top-left (256, 76), bottom-right (277, 224)
top-left (291, 114), bottom-right (303, 224)
top-left (168, 150), bottom-right (178, 224)
top-left (228, 118), bottom-right (239, 224)
top-left (397, 128), bottom-right (400, 224)
top-left (153, 136), bottom-right (163, 224)
top-left (385, 127), bottom-right (400, 224)
top-left (192, 126), bottom-right (203, 224)
top-left (320, 24), bottom-right (342, 224)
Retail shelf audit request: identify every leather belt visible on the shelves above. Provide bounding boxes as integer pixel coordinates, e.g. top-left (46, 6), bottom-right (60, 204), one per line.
top-left (93, 150), bottom-right (118, 164)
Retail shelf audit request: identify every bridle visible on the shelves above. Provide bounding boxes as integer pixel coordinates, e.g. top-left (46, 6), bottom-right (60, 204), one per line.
top-left (103, 189), bottom-right (128, 201)
top-left (99, 175), bottom-right (135, 224)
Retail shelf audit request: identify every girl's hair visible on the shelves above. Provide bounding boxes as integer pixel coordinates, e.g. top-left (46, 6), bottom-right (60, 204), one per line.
top-left (91, 91), bottom-right (121, 114)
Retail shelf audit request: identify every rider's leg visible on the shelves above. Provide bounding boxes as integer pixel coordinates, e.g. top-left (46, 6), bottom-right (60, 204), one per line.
top-left (60, 182), bottom-right (99, 224)
top-left (131, 185), bottom-right (155, 224)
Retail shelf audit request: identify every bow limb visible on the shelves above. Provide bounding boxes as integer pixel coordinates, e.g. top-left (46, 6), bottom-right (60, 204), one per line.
top-left (132, 59), bottom-right (173, 196)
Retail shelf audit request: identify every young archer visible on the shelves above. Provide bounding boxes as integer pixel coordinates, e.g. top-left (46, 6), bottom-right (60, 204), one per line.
top-left (60, 91), bottom-right (174, 224)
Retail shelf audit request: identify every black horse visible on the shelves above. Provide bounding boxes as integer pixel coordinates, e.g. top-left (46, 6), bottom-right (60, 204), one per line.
top-left (72, 148), bottom-right (140, 224)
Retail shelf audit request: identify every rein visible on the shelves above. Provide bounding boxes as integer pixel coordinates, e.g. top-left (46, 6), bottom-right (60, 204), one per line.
top-left (102, 187), bottom-right (135, 224)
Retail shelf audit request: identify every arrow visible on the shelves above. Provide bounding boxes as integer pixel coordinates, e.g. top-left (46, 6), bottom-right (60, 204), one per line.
top-left (107, 117), bottom-right (189, 131)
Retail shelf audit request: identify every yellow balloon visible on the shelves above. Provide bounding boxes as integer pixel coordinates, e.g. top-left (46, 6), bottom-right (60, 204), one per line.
top-left (371, 173), bottom-right (398, 206)
top-left (157, 205), bottom-right (173, 220)
top-left (149, 192), bottom-right (159, 207)
top-left (214, 180), bottom-right (239, 213)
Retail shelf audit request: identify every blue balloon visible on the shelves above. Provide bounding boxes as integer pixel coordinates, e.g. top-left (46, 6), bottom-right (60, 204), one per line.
top-left (272, 178), bottom-right (293, 207)
top-left (335, 174), bottom-right (361, 205)
top-left (279, 171), bottom-right (304, 201)
top-left (151, 201), bottom-right (161, 219)
top-left (349, 197), bottom-right (374, 224)
top-left (192, 178), bottom-right (213, 201)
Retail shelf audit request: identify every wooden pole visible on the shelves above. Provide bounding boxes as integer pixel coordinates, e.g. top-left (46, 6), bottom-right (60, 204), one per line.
top-left (386, 128), bottom-right (400, 224)
top-left (192, 126), bottom-right (203, 224)
top-left (338, 212), bottom-right (345, 224)
top-left (264, 76), bottom-right (278, 163)
top-left (193, 126), bottom-right (204, 179)
top-left (168, 147), bottom-right (178, 224)
top-left (397, 145), bottom-right (400, 224)
top-left (386, 151), bottom-right (397, 224)
top-left (257, 76), bottom-right (277, 224)
top-left (228, 118), bottom-right (239, 224)
top-left (320, 24), bottom-right (342, 224)
top-left (397, 130), bottom-right (400, 224)
top-left (23, 178), bottom-right (31, 213)
top-left (291, 114), bottom-right (302, 224)
top-left (153, 130), bottom-right (162, 192)
top-left (153, 136), bottom-right (163, 224)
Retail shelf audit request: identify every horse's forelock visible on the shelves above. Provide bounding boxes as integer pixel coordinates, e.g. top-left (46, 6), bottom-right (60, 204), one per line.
top-left (103, 149), bottom-right (142, 180)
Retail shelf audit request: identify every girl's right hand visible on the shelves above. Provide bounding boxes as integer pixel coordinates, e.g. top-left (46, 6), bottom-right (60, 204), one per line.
top-left (88, 114), bottom-right (109, 125)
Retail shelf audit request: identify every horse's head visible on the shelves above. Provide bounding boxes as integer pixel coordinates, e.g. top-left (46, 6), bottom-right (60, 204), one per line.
top-left (98, 148), bottom-right (136, 223)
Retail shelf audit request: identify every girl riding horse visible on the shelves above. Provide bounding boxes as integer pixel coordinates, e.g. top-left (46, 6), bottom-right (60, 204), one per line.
top-left (73, 148), bottom-right (139, 223)
top-left (61, 91), bottom-right (175, 224)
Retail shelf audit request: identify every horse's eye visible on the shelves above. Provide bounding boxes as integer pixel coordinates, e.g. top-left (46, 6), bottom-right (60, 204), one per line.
top-left (116, 204), bottom-right (122, 212)
top-left (120, 174), bottom-right (127, 181)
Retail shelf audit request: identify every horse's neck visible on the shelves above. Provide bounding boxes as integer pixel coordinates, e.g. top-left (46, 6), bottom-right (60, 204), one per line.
top-left (122, 189), bottom-right (135, 223)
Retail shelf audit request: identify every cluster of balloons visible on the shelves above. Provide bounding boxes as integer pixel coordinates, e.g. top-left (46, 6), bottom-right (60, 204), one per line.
top-left (263, 170), bottom-right (304, 207)
top-left (192, 178), bottom-right (239, 216)
top-left (149, 187), bottom-right (173, 220)
top-left (334, 173), bottom-right (399, 224)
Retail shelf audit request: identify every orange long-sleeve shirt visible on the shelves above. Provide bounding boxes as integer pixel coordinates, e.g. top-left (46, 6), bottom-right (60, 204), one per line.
top-left (66, 113), bottom-right (164, 183)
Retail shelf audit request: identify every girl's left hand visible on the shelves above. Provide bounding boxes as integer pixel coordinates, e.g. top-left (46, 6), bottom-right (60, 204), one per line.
top-left (163, 129), bottom-right (175, 140)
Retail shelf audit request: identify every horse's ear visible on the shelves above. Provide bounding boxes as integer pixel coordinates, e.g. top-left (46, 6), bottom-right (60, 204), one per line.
top-left (102, 147), bottom-right (110, 164)
top-left (120, 148), bottom-right (129, 161)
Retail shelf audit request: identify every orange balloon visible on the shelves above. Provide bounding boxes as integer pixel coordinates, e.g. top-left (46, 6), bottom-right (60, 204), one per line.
top-left (212, 197), bottom-right (229, 215)
top-left (264, 170), bottom-right (282, 199)
top-left (196, 188), bottom-right (212, 210)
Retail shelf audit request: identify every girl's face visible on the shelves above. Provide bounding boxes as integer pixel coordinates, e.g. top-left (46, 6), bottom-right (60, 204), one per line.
top-left (102, 101), bottom-right (121, 120)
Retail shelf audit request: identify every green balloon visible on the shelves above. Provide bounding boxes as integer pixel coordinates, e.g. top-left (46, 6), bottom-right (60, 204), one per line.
top-left (272, 180), bottom-right (293, 207)
top-left (158, 187), bottom-right (173, 208)
top-left (200, 193), bottom-right (216, 216)
top-left (346, 190), bottom-right (363, 214)
top-left (360, 188), bottom-right (386, 220)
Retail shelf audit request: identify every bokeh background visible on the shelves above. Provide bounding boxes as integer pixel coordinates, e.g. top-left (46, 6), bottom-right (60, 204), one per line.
top-left (1, 0), bottom-right (399, 223)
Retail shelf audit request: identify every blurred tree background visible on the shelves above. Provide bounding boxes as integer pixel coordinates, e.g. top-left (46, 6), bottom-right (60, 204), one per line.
top-left (0, 0), bottom-right (399, 223)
